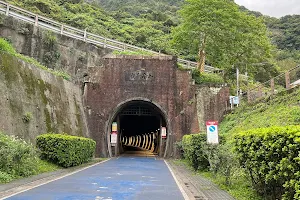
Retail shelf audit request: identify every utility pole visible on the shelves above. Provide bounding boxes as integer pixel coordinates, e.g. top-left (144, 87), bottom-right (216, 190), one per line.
top-left (236, 67), bottom-right (239, 107)
top-left (236, 67), bottom-right (239, 97)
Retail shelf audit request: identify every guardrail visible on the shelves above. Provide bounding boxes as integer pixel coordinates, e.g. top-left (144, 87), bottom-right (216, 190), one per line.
top-left (0, 0), bottom-right (219, 73)
top-left (244, 65), bottom-right (300, 103)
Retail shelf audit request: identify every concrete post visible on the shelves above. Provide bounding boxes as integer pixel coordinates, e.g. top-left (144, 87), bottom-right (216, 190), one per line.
top-left (5, 4), bottom-right (9, 16)
top-left (83, 29), bottom-right (87, 42)
top-left (60, 24), bottom-right (64, 35)
top-left (34, 15), bottom-right (38, 26)
top-left (285, 72), bottom-right (291, 89)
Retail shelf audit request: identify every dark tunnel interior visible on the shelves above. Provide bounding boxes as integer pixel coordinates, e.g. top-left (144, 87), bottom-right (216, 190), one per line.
top-left (120, 115), bottom-right (160, 137)
top-left (113, 101), bottom-right (166, 154)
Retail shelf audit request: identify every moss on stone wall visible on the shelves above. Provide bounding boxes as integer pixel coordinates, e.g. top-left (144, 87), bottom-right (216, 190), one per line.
top-left (0, 53), bottom-right (19, 86)
top-left (37, 79), bottom-right (49, 105)
top-left (44, 108), bottom-right (52, 133)
top-left (42, 31), bottom-right (60, 69)
top-left (0, 52), bottom-right (87, 141)
top-left (19, 66), bottom-right (37, 98)
top-left (9, 99), bottom-right (23, 116)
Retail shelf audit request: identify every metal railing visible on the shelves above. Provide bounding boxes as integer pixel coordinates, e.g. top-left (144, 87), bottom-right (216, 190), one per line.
top-left (245, 65), bottom-right (300, 103)
top-left (0, 0), bottom-right (218, 73)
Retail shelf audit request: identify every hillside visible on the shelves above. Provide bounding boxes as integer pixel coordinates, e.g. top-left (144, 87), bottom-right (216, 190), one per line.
top-left (220, 87), bottom-right (300, 136)
top-left (239, 6), bottom-right (300, 72)
top-left (3, 0), bottom-right (300, 80)
top-left (96, 0), bottom-right (183, 18)
top-left (6, 0), bottom-right (173, 53)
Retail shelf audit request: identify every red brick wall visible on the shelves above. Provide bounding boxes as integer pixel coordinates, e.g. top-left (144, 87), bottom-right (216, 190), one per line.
top-left (84, 55), bottom-right (199, 157)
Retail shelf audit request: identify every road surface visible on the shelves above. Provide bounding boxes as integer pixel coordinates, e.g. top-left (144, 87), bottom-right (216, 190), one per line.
top-left (4, 157), bottom-right (185, 200)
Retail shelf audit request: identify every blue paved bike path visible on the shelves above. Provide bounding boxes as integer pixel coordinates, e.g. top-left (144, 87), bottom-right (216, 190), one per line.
top-left (5, 157), bottom-right (184, 200)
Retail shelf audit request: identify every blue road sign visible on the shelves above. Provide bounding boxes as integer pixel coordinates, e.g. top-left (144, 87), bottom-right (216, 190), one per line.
top-left (209, 126), bottom-right (216, 132)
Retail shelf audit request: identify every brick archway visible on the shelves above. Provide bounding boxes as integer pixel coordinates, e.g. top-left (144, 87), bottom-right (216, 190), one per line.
top-left (106, 98), bottom-right (170, 157)
top-left (84, 55), bottom-right (200, 157)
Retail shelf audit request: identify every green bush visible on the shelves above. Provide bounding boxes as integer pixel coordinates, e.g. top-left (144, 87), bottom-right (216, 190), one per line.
top-left (0, 132), bottom-right (39, 182)
top-left (234, 126), bottom-right (300, 199)
top-left (36, 133), bottom-right (96, 168)
top-left (182, 134), bottom-right (209, 170)
top-left (192, 70), bottom-right (224, 85)
top-left (0, 171), bottom-right (13, 183)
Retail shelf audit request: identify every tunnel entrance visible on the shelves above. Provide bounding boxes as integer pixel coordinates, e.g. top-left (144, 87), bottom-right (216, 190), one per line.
top-left (109, 101), bottom-right (167, 157)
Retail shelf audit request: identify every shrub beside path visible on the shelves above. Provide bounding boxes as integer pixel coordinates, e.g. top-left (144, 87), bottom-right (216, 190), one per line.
top-left (167, 160), bottom-right (235, 200)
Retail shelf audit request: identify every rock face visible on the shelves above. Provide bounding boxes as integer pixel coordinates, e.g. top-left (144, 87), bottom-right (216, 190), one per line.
top-left (0, 53), bottom-right (89, 143)
top-left (0, 14), bottom-right (111, 83)
top-left (196, 86), bottom-right (230, 131)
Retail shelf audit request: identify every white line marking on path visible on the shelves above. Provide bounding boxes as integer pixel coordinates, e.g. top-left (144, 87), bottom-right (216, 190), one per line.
top-left (164, 160), bottom-right (190, 200)
top-left (1, 159), bottom-right (111, 200)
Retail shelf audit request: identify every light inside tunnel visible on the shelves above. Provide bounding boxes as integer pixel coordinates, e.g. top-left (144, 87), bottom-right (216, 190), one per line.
top-left (113, 101), bottom-right (166, 154)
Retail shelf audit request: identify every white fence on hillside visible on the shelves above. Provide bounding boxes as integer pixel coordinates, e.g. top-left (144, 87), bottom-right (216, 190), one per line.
top-left (0, 0), bottom-right (218, 73)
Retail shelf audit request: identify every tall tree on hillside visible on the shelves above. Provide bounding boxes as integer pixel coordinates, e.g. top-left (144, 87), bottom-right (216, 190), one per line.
top-left (171, 0), bottom-right (273, 74)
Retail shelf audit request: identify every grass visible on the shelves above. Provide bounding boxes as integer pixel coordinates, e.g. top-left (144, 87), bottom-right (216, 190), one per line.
top-left (112, 50), bottom-right (154, 56)
top-left (219, 87), bottom-right (300, 138)
top-left (35, 159), bottom-right (62, 174)
top-left (174, 159), bottom-right (262, 200)
top-left (198, 171), bottom-right (262, 200)
top-left (0, 158), bottom-right (107, 184)
top-left (0, 38), bottom-right (71, 80)
top-left (192, 69), bottom-right (224, 85)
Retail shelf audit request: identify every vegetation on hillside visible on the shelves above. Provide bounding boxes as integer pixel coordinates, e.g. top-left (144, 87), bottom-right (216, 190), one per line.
top-left (5, 0), bottom-right (299, 83)
top-left (97, 0), bottom-right (183, 19)
top-left (0, 132), bottom-right (60, 183)
top-left (0, 38), bottom-right (70, 80)
top-left (6, 0), bottom-right (174, 54)
top-left (180, 134), bottom-right (262, 200)
top-left (178, 87), bottom-right (300, 200)
top-left (171, 0), bottom-right (272, 75)
top-left (220, 88), bottom-right (300, 136)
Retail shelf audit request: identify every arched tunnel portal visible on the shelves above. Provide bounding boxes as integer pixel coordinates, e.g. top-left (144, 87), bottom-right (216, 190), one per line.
top-left (107, 100), bottom-right (168, 157)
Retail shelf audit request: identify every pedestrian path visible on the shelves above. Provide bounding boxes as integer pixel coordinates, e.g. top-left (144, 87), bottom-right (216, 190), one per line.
top-left (3, 157), bottom-right (184, 200)
top-left (167, 160), bottom-right (235, 200)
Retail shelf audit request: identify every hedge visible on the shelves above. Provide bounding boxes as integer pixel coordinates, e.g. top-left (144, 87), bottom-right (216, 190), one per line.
top-left (182, 134), bottom-right (209, 170)
top-left (36, 133), bottom-right (96, 168)
top-left (234, 126), bottom-right (300, 199)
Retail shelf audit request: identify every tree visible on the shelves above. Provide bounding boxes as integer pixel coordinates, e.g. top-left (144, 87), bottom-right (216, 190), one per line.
top-left (171, 0), bottom-right (273, 75)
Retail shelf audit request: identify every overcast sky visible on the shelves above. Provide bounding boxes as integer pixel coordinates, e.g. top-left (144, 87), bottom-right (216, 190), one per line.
top-left (235, 0), bottom-right (300, 18)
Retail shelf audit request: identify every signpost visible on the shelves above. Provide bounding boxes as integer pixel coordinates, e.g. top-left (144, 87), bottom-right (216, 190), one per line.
top-left (111, 132), bottom-right (117, 145)
top-left (206, 121), bottom-right (219, 144)
top-left (161, 127), bottom-right (167, 139)
top-left (230, 96), bottom-right (239, 109)
top-left (111, 122), bottom-right (118, 146)
top-left (112, 122), bottom-right (117, 132)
